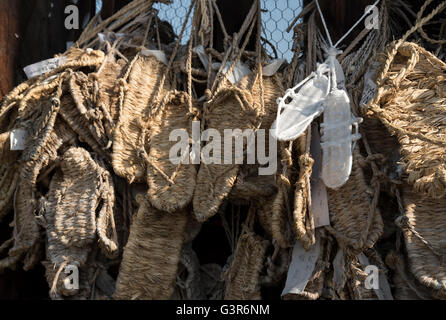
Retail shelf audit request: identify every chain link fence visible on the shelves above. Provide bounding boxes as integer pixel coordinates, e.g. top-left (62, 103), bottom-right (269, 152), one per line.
top-left (154, 0), bottom-right (303, 61)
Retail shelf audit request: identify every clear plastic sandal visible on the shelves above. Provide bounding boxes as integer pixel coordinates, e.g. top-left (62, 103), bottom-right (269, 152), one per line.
top-left (320, 88), bottom-right (362, 189)
top-left (271, 63), bottom-right (330, 142)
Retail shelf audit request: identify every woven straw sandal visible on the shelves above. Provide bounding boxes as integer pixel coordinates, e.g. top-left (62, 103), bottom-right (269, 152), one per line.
top-left (145, 90), bottom-right (197, 213)
top-left (223, 225), bottom-right (269, 300)
top-left (326, 149), bottom-right (383, 252)
top-left (0, 120), bottom-right (76, 272)
top-left (113, 55), bottom-right (171, 184)
top-left (367, 42), bottom-right (446, 199)
top-left (398, 185), bottom-right (446, 298)
top-left (193, 72), bottom-right (265, 223)
top-left (114, 194), bottom-right (187, 300)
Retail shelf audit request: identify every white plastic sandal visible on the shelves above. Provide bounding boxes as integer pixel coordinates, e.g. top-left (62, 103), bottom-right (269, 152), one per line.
top-left (320, 88), bottom-right (362, 189)
top-left (271, 63), bottom-right (329, 142)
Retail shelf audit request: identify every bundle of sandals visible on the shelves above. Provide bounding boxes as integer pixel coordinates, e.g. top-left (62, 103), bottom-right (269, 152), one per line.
top-left (0, 0), bottom-right (445, 300)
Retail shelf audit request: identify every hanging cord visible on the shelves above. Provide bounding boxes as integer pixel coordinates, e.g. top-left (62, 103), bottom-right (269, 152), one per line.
top-left (50, 260), bottom-right (69, 299)
top-left (210, 0), bottom-right (259, 93)
top-left (314, 0), bottom-right (334, 48)
top-left (393, 188), bottom-right (443, 262)
top-left (206, 0), bottom-right (215, 89)
top-left (416, 0), bottom-right (446, 45)
top-left (314, 0), bottom-right (381, 50)
top-left (255, 0), bottom-right (265, 128)
top-left (145, 0), bottom-right (196, 121)
top-left (77, 0), bottom-right (169, 48)
top-left (368, 0), bottom-right (446, 147)
top-left (376, 0), bottom-right (446, 86)
top-left (137, 0), bottom-right (198, 186)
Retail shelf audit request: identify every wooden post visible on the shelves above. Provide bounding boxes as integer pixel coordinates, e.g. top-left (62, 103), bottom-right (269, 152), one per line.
top-left (0, 0), bottom-right (23, 97)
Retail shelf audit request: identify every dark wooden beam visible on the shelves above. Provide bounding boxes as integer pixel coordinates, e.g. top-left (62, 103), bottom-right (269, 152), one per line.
top-left (0, 0), bottom-right (23, 97)
top-left (101, 0), bottom-right (116, 19)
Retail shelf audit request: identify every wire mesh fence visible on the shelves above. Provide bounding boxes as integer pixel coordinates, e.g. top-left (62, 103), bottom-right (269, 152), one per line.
top-left (154, 0), bottom-right (303, 61)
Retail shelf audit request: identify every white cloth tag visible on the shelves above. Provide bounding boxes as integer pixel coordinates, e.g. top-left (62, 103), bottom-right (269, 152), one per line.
top-left (263, 59), bottom-right (286, 76)
top-left (98, 32), bottom-right (126, 44)
top-left (10, 129), bottom-right (28, 151)
top-left (360, 62), bottom-right (379, 109)
top-left (216, 61), bottom-right (251, 84)
top-left (282, 235), bottom-right (320, 296)
top-left (23, 57), bottom-right (67, 79)
top-left (310, 124), bottom-right (330, 228)
top-left (140, 49), bottom-right (168, 65)
top-left (192, 45), bottom-right (251, 84)
top-left (193, 45), bottom-right (209, 70)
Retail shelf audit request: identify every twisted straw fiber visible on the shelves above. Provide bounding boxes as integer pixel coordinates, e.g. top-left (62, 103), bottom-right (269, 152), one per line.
top-left (45, 171), bottom-right (91, 266)
top-left (326, 150), bottom-right (383, 251)
top-left (96, 168), bottom-right (118, 258)
top-left (97, 58), bottom-right (127, 125)
top-left (228, 74), bottom-right (284, 203)
top-left (347, 258), bottom-right (377, 300)
top-left (0, 132), bottom-right (19, 221)
top-left (270, 143), bottom-right (299, 249)
top-left (28, 47), bottom-right (104, 83)
top-left (42, 260), bottom-right (93, 300)
top-left (254, 192), bottom-right (294, 250)
top-left (293, 149), bottom-right (314, 251)
top-left (193, 72), bottom-right (282, 222)
top-left (0, 120), bottom-right (76, 272)
top-left (146, 91), bottom-right (197, 213)
top-left (174, 244), bottom-right (205, 300)
top-left (45, 147), bottom-right (116, 298)
top-left (369, 42), bottom-right (446, 198)
top-left (261, 247), bottom-right (290, 287)
top-left (114, 194), bottom-right (187, 300)
top-left (386, 252), bottom-right (431, 300)
top-left (69, 72), bottom-right (108, 148)
top-left (21, 93), bottom-right (62, 163)
top-left (60, 48), bottom-right (105, 72)
top-left (393, 272), bottom-right (423, 300)
top-left (224, 228), bottom-right (268, 300)
top-left (113, 55), bottom-right (171, 184)
top-left (400, 185), bottom-right (446, 298)
top-left (0, 48), bottom-right (104, 138)
top-left (60, 93), bottom-right (104, 156)
top-left (49, 147), bottom-right (104, 249)
top-left (360, 117), bottom-right (399, 159)
top-left (257, 73), bottom-right (285, 130)
top-left (230, 171), bottom-right (277, 203)
top-left (42, 253), bottom-right (99, 300)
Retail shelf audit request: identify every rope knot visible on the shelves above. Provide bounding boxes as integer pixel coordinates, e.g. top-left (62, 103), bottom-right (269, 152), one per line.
top-left (395, 215), bottom-right (409, 229)
top-left (204, 89), bottom-right (212, 101)
top-left (299, 154), bottom-right (314, 168)
top-left (88, 73), bottom-right (99, 81)
top-left (87, 109), bottom-right (101, 120)
top-left (187, 109), bottom-right (200, 120)
top-left (51, 97), bottom-right (61, 107)
top-left (117, 78), bottom-right (128, 91)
